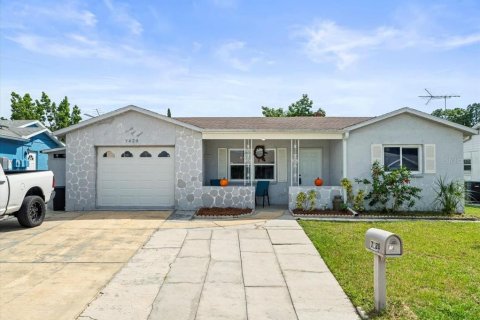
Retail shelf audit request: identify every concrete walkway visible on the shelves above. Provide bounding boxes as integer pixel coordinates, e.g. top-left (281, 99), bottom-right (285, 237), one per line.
top-left (79, 215), bottom-right (358, 320)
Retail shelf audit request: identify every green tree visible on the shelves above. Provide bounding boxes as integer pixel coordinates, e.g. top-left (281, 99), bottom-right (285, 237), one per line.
top-left (10, 92), bottom-right (45, 122)
top-left (167, 108), bottom-right (172, 118)
top-left (71, 105), bottom-right (82, 125)
top-left (431, 103), bottom-right (480, 127)
top-left (10, 92), bottom-right (82, 130)
top-left (261, 94), bottom-right (326, 117)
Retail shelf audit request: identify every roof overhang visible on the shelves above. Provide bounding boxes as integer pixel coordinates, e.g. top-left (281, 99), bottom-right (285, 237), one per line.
top-left (18, 120), bottom-right (45, 129)
top-left (54, 105), bottom-right (203, 136)
top-left (0, 134), bottom-right (28, 142)
top-left (344, 107), bottom-right (478, 136)
top-left (202, 130), bottom-right (344, 140)
top-left (41, 147), bottom-right (66, 154)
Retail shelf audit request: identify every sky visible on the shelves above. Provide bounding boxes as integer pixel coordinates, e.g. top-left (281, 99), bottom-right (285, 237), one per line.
top-left (0, 0), bottom-right (479, 119)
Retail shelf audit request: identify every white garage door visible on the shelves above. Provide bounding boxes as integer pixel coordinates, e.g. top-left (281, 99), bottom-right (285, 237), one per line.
top-left (97, 147), bottom-right (175, 207)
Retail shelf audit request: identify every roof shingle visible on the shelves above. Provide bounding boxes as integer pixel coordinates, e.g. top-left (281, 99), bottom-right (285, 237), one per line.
top-left (175, 116), bottom-right (373, 131)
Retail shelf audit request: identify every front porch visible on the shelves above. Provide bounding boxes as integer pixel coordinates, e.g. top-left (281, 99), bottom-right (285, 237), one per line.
top-left (200, 137), bottom-right (348, 210)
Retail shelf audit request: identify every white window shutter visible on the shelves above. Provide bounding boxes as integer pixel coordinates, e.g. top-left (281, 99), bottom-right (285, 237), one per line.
top-left (371, 144), bottom-right (383, 165)
top-left (424, 144), bottom-right (436, 174)
top-left (277, 148), bottom-right (287, 182)
top-left (218, 148), bottom-right (228, 179)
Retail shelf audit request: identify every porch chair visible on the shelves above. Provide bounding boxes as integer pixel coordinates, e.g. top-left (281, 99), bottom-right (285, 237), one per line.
top-left (255, 181), bottom-right (270, 208)
top-left (210, 179), bottom-right (221, 186)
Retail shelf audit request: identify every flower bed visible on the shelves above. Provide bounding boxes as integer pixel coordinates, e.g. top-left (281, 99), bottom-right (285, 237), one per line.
top-left (196, 207), bottom-right (253, 218)
top-left (292, 209), bottom-right (349, 216)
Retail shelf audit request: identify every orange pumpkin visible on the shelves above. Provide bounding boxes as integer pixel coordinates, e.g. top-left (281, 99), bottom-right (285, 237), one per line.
top-left (314, 177), bottom-right (323, 186)
top-left (220, 178), bottom-right (229, 186)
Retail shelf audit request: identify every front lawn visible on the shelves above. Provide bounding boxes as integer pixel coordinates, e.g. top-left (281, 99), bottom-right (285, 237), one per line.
top-left (299, 220), bottom-right (480, 319)
top-left (465, 205), bottom-right (480, 218)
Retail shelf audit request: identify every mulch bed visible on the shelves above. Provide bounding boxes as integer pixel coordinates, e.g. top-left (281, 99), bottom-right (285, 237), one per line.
top-left (196, 207), bottom-right (253, 217)
top-left (292, 209), bottom-right (348, 216)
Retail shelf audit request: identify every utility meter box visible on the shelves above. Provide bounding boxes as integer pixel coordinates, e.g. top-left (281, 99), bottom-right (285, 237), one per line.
top-left (365, 228), bottom-right (403, 257)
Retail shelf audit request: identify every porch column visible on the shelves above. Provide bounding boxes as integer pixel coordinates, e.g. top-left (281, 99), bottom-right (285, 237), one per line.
top-left (290, 139), bottom-right (300, 186)
top-left (342, 132), bottom-right (349, 178)
top-left (243, 139), bottom-right (252, 186)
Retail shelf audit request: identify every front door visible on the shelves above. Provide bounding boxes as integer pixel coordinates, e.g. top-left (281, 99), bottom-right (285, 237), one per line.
top-left (27, 152), bottom-right (37, 171)
top-left (299, 148), bottom-right (322, 186)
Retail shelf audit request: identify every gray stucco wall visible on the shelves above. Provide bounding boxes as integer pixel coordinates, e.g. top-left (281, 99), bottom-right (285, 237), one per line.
top-left (65, 110), bottom-right (189, 211)
top-left (347, 113), bottom-right (464, 211)
top-left (203, 139), bottom-right (342, 205)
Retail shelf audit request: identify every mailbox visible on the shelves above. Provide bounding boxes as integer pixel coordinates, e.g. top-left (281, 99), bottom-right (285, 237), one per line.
top-left (365, 228), bottom-right (402, 257)
top-left (365, 228), bottom-right (403, 312)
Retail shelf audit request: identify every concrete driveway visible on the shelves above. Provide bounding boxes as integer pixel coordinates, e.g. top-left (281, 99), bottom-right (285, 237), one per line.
top-left (80, 211), bottom-right (359, 320)
top-left (0, 211), bottom-right (171, 320)
top-left (1, 209), bottom-right (358, 320)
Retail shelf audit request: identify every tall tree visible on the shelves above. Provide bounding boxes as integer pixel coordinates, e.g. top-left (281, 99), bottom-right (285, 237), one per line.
top-left (261, 94), bottom-right (326, 117)
top-left (71, 105), bottom-right (82, 125)
top-left (11, 92), bottom-right (45, 122)
top-left (10, 92), bottom-right (82, 130)
top-left (431, 103), bottom-right (480, 127)
top-left (167, 108), bottom-right (172, 118)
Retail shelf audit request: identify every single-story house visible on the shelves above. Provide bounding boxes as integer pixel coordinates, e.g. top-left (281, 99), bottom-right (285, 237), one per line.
top-left (464, 123), bottom-right (480, 203)
top-left (53, 105), bottom-right (477, 212)
top-left (0, 120), bottom-right (64, 171)
top-left (464, 123), bottom-right (480, 181)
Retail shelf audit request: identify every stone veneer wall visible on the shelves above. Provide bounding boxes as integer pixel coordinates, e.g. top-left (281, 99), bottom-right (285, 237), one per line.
top-left (174, 127), bottom-right (204, 210)
top-left (65, 130), bottom-right (96, 211)
top-left (288, 186), bottom-right (344, 210)
top-left (201, 186), bottom-right (255, 209)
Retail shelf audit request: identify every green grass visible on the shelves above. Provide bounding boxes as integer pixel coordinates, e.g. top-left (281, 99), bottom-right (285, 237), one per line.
top-left (465, 205), bottom-right (480, 219)
top-left (299, 220), bottom-right (480, 320)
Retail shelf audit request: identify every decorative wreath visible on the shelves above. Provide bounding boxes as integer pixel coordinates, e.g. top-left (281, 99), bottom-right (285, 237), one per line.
top-left (254, 145), bottom-right (267, 162)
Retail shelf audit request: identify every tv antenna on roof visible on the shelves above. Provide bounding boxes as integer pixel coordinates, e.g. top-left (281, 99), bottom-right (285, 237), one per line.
top-left (418, 89), bottom-right (460, 109)
top-left (84, 108), bottom-right (102, 119)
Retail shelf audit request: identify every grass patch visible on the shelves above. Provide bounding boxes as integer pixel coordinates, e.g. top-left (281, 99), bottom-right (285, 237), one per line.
top-left (299, 220), bottom-right (480, 319)
top-left (465, 205), bottom-right (480, 219)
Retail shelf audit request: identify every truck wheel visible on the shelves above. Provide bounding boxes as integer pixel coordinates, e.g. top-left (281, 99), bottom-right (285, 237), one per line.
top-left (17, 196), bottom-right (46, 228)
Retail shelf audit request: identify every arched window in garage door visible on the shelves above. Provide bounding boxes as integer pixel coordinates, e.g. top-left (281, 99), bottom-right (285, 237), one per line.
top-left (103, 151), bottom-right (115, 158)
top-left (140, 151), bottom-right (152, 157)
top-left (121, 151), bottom-right (133, 158)
top-left (158, 151), bottom-right (171, 157)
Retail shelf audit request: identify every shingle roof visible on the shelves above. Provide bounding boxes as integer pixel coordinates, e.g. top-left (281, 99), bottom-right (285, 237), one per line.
top-left (175, 116), bottom-right (373, 131)
top-left (0, 120), bottom-right (46, 140)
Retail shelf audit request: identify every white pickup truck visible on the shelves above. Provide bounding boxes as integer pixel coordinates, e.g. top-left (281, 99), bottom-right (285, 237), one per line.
top-left (0, 165), bottom-right (55, 227)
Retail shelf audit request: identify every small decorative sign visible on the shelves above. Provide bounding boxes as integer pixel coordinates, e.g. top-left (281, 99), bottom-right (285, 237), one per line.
top-left (124, 127), bottom-right (143, 143)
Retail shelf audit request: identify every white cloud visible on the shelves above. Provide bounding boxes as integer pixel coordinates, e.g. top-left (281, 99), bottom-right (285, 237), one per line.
top-left (297, 20), bottom-right (480, 69)
top-left (215, 40), bottom-right (261, 71)
top-left (103, 0), bottom-right (143, 35)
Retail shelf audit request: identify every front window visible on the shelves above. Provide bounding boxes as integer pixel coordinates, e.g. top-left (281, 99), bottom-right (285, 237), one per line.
top-left (384, 146), bottom-right (420, 172)
top-left (228, 149), bottom-right (276, 181)
top-left (464, 159), bottom-right (472, 172)
top-left (254, 149), bottom-right (275, 180)
top-left (229, 150), bottom-right (245, 180)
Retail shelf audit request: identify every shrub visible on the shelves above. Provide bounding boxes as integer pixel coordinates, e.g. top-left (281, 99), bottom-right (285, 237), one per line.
top-left (433, 177), bottom-right (464, 214)
top-left (296, 190), bottom-right (317, 211)
top-left (340, 178), bottom-right (354, 204)
top-left (296, 192), bottom-right (307, 210)
top-left (356, 161), bottom-right (422, 212)
top-left (353, 189), bottom-right (366, 212)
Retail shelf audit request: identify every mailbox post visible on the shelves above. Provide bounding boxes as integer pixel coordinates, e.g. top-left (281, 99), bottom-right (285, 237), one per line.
top-left (365, 228), bottom-right (403, 312)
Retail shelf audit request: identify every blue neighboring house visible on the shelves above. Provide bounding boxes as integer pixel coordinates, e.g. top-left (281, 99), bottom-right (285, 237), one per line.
top-left (0, 120), bottom-right (64, 171)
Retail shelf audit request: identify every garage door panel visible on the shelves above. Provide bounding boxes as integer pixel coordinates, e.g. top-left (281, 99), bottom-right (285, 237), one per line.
top-left (97, 147), bottom-right (175, 207)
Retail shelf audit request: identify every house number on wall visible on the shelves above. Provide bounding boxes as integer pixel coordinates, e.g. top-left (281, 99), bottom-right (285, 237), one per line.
top-left (124, 127), bottom-right (143, 143)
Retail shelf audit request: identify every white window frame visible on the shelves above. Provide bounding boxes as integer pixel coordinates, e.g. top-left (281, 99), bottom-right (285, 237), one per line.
top-left (464, 154), bottom-right (472, 173)
top-left (383, 145), bottom-right (422, 174)
top-left (254, 148), bottom-right (276, 181)
top-left (228, 148), bottom-right (277, 182)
